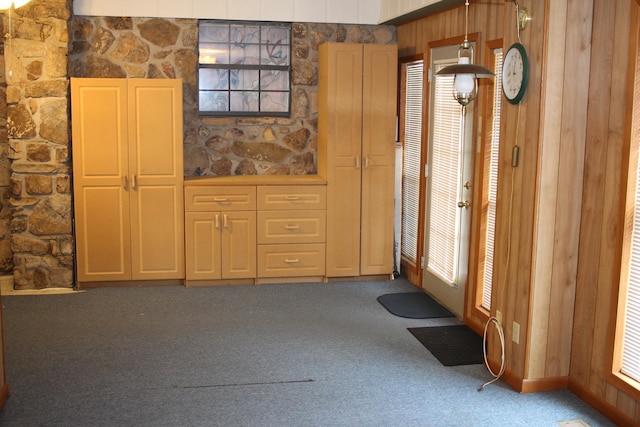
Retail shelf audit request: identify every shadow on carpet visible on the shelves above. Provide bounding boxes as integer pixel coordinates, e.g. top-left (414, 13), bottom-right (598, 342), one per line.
top-left (408, 325), bottom-right (484, 366)
top-left (377, 292), bottom-right (455, 319)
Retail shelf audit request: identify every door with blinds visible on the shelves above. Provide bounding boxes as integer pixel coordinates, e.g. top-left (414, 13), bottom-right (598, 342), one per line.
top-left (422, 44), bottom-right (475, 317)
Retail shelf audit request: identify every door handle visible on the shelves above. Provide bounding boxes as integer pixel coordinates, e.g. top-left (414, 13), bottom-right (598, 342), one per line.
top-left (123, 175), bottom-right (129, 190)
top-left (458, 201), bottom-right (471, 208)
top-left (132, 175), bottom-right (137, 190)
top-left (355, 156), bottom-right (361, 169)
top-left (215, 214), bottom-right (220, 229)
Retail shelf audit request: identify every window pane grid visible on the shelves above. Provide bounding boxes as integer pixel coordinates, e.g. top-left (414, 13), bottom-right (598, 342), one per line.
top-left (198, 21), bottom-right (291, 116)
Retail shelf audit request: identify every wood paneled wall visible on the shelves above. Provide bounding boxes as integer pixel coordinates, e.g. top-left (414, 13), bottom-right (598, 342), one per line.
top-left (398, 0), bottom-right (640, 424)
top-left (572, 0), bottom-right (640, 424)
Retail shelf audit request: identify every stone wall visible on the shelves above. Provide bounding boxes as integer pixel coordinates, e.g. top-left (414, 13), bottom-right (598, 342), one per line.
top-left (70, 18), bottom-right (396, 177)
top-left (0, 17), bottom-right (11, 276)
top-left (5, 0), bottom-right (73, 289)
top-left (1, 11), bottom-right (394, 289)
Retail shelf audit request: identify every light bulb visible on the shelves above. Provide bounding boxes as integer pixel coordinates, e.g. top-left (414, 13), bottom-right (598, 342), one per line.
top-left (452, 56), bottom-right (477, 105)
top-left (454, 73), bottom-right (475, 96)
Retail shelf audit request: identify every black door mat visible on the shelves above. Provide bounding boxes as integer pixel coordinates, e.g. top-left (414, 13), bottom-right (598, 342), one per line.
top-left (377, 292), bottom-right (455, 319)
top-left (408, 325), bottom-right (485, 366)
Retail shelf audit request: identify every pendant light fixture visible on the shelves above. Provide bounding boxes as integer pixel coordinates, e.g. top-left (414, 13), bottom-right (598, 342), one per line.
top-left (436, 0), bottom-right (494, 106)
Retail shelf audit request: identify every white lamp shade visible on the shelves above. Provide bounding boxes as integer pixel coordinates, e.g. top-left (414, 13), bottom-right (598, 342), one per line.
top-left (0, 0), bottom-right (31, 9)
top-left (454, 73), bottom-right (476, 96)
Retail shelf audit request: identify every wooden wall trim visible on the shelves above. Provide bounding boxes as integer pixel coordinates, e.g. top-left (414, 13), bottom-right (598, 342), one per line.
top-left (0, 383), bottom-right (7, 411)
top-left (569, 379), bottom-right (639, 427)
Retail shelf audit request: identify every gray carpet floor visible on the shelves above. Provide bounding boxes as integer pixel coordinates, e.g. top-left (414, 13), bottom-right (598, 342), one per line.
top-left (0, 278), bottom-right (615, 426)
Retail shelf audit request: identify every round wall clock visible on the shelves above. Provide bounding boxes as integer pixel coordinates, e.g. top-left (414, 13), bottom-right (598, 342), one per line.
top-left (502, 42), bottom-right (529, 104)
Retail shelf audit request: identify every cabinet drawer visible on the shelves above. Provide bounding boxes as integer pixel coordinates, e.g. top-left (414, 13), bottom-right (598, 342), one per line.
top-left (257, 210), bottom-right (326, 244)
top-left (258, 244), bottom-right (326, 277)
top-left (185, 186), bottom-right (256, 211)
top-left (257, 185), bottom-right (326, 210)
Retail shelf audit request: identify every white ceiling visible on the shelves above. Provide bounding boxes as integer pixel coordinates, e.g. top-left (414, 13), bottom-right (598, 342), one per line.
top-left (73, 0), bottom-right (454, 25)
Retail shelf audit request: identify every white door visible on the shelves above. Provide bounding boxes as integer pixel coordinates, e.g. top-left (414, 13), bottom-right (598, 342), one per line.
top-left (422, 44), bottom-right (475, 318)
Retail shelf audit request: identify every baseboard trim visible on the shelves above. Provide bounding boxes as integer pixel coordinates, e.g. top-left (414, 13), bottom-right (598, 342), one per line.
top-left (485, 357), bottom-right (568, 393)
top-left (78, 279), bottom-right (185, 288)
top-left (568, 379), bottom-right (639, 427)
top-left (0, 383), bottom-right (8, 411)
top-left (520, 376), bottom-right (569, 393)
top-left (326, 274), bottom-right (391, 282)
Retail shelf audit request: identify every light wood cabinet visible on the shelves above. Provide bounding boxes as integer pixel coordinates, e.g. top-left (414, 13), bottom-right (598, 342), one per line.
top-left (257, 185), bottom-right (326, 279)
top-left (318, 43), bottom-right (397, 278)
top-left (184, 186), bottom-right (257, 282)
top-left (183, 179), bottom-right (327, 285)
top-left (71, 78), bottom-right (184, 285)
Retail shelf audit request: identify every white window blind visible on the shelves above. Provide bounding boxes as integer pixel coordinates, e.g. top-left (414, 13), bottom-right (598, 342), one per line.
top-left (621, 127), bottom-right (640, 383)
top-left (401, 61), bottom-right (424, 264)
top-left (427, 60), bottom-right (463, 285)
top-left (482, 49), bottom-right (503, 311)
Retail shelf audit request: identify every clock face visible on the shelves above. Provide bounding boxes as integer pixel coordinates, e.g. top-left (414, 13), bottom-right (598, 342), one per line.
top-left (502, 43), bottom-right (529, 104)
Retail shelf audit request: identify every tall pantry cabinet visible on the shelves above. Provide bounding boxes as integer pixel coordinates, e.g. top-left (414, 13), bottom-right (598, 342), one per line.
top-left (71, 78), bottom-right (184, 285)
top-left (318, 43), bottom-right (397, 278)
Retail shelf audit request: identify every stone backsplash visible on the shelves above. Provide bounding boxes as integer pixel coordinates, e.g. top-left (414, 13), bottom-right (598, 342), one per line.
top-left (70, 18), bottom-right (396, 177)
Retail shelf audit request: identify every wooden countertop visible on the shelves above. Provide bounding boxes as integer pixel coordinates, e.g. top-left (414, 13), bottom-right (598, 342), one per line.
top-left (184, 175), bottom-right (327, 186)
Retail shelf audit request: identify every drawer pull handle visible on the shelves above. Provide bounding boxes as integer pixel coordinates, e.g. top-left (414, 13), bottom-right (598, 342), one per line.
top-left (285, 196), bottom-right (300, 201)
top-left (284, 258), bottom-right (299, 264)
top-left (285, 224), bottom-right (300, 230)
top-left (213, 197), bottom-right (229, 203)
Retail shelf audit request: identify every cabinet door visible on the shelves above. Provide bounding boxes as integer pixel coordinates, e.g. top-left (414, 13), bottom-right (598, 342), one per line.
top-left (71, 78), bottom-right (131, 282)
top-left (221, 211), bottom-right (257, 279)
top-left (185, 212), bottom-right (222, 280)
top-left (321, 43), bottom-right (363, 277)
top-left (360, 45), bottom-right (397, 275)
top-left (128, 79), bottom-right (184, 280)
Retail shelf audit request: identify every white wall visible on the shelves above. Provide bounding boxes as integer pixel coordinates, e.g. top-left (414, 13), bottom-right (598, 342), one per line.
top-left (73, 0), bottom-right (382, 25)
top-left (379, 0), bottom-right (454, 22)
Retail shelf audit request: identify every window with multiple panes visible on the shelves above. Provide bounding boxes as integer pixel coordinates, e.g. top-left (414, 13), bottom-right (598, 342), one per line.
top-left (198, 21), bottom-right (291, 116)
top-left (401, 60), bottom-right (424, 266)
top-left (614, 41), bottom-right (640, 395)
top-left (481, 48), bottom-right (503, 311)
